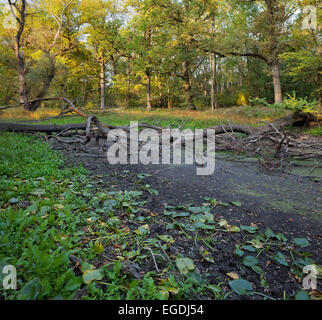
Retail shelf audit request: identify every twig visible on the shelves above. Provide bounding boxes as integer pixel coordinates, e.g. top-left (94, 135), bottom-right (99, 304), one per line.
top-left (143, 247), bottom-right (160, 272)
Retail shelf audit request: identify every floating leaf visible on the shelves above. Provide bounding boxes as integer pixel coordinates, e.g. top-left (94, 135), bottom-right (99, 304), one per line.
top-left (229, 279), bottom-right (254, 296)
top-left (176, 257), bottom-right (195, 275)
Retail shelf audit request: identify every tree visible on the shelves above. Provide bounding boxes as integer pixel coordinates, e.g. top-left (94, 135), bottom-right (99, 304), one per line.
top-left (80, 0), bottom-right (123, 110)
top-left (210, 0), bottom-right (297, 104)
top-left (6, 0), bottom-right (75, 111)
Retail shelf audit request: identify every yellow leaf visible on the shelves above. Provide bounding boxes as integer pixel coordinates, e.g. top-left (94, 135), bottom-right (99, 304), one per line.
top-left (227, 272), bottom-right (240, 280)
top-left (93, 242), bottom-right (104, 254)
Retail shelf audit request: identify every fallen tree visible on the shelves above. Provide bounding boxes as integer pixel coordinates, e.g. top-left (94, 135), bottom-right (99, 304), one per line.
top-left (0, 98), bottom-right (321, 172)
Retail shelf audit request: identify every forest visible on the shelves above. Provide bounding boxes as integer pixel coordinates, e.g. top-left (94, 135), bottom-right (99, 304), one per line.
top-left (0, 0), bottom-right (320, 112)
top-left (0, 0), bottom-right (321, 304)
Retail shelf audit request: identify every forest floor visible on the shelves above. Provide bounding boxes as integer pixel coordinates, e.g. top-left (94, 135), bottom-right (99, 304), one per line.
top-left (53, 138), bottom-right (321, 300)
top-left (1, 108), bottom-right (321, 300)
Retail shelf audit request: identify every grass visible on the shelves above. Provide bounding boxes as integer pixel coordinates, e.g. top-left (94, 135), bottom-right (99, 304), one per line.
top-left (0, 105), bottom-right (290, 129)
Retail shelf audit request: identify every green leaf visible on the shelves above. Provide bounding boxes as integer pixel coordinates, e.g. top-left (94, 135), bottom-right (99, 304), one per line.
top-left (158, 235), bottom-right (174, 243)
top-left (292, 238), bottom-right (309, 248)
top-left (218, 219), bottom-right (229, 227)
top-left (264, 228), bottom-right (276, 239)
top-left (176, 257), bottom-right (195, 275)
top-left (252, 265), bottom-right (265, 276)
top-left (234, 247), bottom-right (244, 257)
top-left (188, 206), bottom-right (210, 214)
top-left (276, 233), bottom-right (287, 242)
top-left (242, 245), bottom-right (256, 252)
top-left (231, 201), bottom-right (242, 207)
top-left (206, 284), bottom-right (222, 295)
top-left (134, 224), bottom-right (150, 236)
top-left (295, 290), bottom-right (310, 300)
top-left (274, 252), bottom-right (289, 267)
top-left (82, 269), bottom-right (103, 285)
top-left (19, 278), bottom-right (41, 300)
top-left (228, 279), bottom-right (254, 296)
top-left (243, 256), bottom-right (259, 267)
top-left (9, 197), bottom-right (20, 204)
top-left (65, 277), bottom-right (82, 291)
top-left (228, 226), bottom-right (241, 233)
top-left (240, 225), bottom-right (258, 234)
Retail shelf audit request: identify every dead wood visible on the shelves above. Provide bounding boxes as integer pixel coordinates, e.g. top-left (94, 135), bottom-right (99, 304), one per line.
top-left (1, 97), bottom-right (321, 172)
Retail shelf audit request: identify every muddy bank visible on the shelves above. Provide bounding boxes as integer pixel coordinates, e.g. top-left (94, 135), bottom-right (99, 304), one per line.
top-left (51, 141), bottom-right (321, 299)
top-left (53, 141), bottom-right (321, 252)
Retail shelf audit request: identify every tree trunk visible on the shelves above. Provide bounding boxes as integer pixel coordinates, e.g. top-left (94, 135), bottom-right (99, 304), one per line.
top-left (0, 122), bottom-right (87, 133)
top-left (12, 0), bottom-right (29, 110)
top-left (29, 52), bottom-right (56, 111)
top-left (182, 61), bottom-right (195, 110)
top-left (126, 58), bottom-right (131, 108)
top-left (167, 76), bottom-right (172, 110)
top-left (100, 59), bottom-right (106, 110)
top-left (15, 42), bottom-right (29, 109)
top-left (271, 62), bottom-right (282, 104)
top-left (210, 53), bottom-right (217, 112)
top-left (146, 70), bottom-right (152, 112)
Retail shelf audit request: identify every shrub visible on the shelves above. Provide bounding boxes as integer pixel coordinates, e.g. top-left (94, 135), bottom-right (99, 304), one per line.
top-left (248, 97), bottom-right (270, 107)
top-left (275, 92), bottom-right (320, 117)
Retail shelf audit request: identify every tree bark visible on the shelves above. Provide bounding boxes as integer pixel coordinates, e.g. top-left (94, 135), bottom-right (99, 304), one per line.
top-left (182, 61), bottom-right (195, 110)
top-left (271, 62), bottom-right (282, 104)
top-left (210, 53), bottom-right (217, 112)
top-left (126, 57), bottom-right (131, 108)
top-left (10, 0), bottom-right (30, 110)
top-left (0, 122), bottom-right (87, 133)
top-left (146, 70), bottom-right (152, 112)
top-left (167, 76), bottom-right (172, 110)
top-left (29, 52), bottom-right (56, 111)
top-left (100, 59), bottom-right (106, 110)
